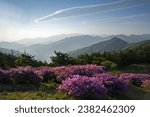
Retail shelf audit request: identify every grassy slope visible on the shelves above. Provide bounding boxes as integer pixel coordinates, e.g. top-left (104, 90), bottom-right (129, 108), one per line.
top-left (0, 83), bottom-right (72, 100)
top-left (0, 83), bottom-right (150, 100)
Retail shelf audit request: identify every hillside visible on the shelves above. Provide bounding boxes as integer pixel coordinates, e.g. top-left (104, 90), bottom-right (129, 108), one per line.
top-left (124, 40), bottom-right (150, 49)
top-left (0, 41), bottom-right (26, 50)
top-left (0, 47), bottom-right (21, 56)
top-left (116, 34), bottom-right (150, 43)
top-left (1, 34), bottom-right (150, 61)
top-left (16, 34), bottom-right (81, 46)
top-left (70, 37), bottom-right (128, 56)
top-left (24, 35), bottom-right (103, 61)
top-left (15, 34), bottom-right (150, 46)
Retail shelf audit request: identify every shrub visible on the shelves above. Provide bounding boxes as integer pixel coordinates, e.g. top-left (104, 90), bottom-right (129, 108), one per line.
top-left (101, 61), bottom-right (117, 70)
top-left (36, 69), bottom-right (56, 83)
top-left (53, 64), bottom-right (105, 82)
top-left (103, 78), bottom-right (128, 96)
top-left (142, 80), bottom-right (150, 88)
top-left (1, 67), bottom-right (42, 85)
top-left (0, 69), bottom-right (6, 83)
top-left (11, 67), bottom-right (42, 85)
top-left (130, 78), bottom-right (142, 87)
top-left (58, 75), bottom-right (107, 100)
top-left (119, 73), bottom-right (150, 86)
top-left (94, 73), bottom-right (128, 96)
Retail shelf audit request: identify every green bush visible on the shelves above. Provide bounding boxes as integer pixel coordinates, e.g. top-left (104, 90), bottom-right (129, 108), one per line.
top-left (101, 61), bottom-right (117, 70)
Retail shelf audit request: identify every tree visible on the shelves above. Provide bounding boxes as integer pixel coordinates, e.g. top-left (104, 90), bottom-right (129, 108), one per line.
top-left (50, 51), bottom-right (74, 66)
top-left (15, 53), bottom-right (37, 67)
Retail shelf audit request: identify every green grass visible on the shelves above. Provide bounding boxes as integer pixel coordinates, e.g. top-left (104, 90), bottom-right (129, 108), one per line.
top-left (109, 64), bottom-right (150, 74)
top-left (0, 91), bottom-right (71, 100)
top-left (0, 83), bottom-right (72, 100)
top-left (114, 86), bottom-right (150, 100)
top-left (0, 83), bottom-right (149, 100)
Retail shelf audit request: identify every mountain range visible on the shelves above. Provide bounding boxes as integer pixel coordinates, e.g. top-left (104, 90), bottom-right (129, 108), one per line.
top-left (16, 34), bottom-right (81, 46)
top-left (0, 47), bottom-right (21, 56)
top-left (70, 37), bottom-right (150, 56)
top-left (70, 37), bottom-right (128, 56)
top-left (0, 34), bottom-right (150, 62)
top-left (24, 35), bottom-right (102, 61)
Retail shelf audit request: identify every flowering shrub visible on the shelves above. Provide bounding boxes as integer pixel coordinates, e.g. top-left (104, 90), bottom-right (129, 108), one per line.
top-left (53, 65), bottom-right (105, 82)
top-left (103, 78), bottom-right (128, 96)
top-left (0, 69), bottom-right (5, 82)
top-left (119, 73), bottom-right (150, 86)
top-left (58, 73), bottom-right (129, 99)
top-left (94, 73), bottom-right (128, 96)
top-left (0, 65), bottom-right (150, 100)
top-left (0, 67), bottom-right (42, 84)
top-left (58, 75), bottom-right (107, 100)
top-left (93, 73), bottom-right (115, 79)
top-left (36, 68), bottom-right (56, 83)
top-left (142, 80), bottom-right (150, 87)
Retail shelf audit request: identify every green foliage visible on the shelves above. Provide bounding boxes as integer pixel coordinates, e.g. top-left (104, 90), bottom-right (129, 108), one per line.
top-left (50, 51), bottom-right (75, 66)
top-left (74, 46), bottom-right (150, 67)
top-left (0, 83), bottom-right (71, 100)
top-left (0, 43), bottom-right (150, 68)
top-left (0, 51), bottom-right (16, 68)
top-left (101, 61), bottom-right (117, 70)
top-left (0, 52), bottom-right (47, 68)
top-left (15, 53), bottom-right (36, 66)
top-left (0, 84), bottom-right (149, 99)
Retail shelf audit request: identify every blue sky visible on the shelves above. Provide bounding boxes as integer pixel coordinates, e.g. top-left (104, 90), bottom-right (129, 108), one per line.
top-left (0, 0), bottom-right (150, 41)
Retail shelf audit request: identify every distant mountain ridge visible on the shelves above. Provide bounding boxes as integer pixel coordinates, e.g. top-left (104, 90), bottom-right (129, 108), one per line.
top-left (16, 34), bottom-right (81, 46)
top-left (70, 37), bottom-right (128, 56)
top-left (24, 35), bottom-right (103, 61)
top-left (0, 34), bottom-right (150, 61)
top-left (0, 47), bottom-right (21, 56)
top-left (70, 37), bottom-right (150, 56)
top-left (0, 41), bottom-right (26, 50)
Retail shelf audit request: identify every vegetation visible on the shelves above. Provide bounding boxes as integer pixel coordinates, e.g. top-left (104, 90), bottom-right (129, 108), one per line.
top-left (50, 51), bottom-right (74, 66)
top-left (0, 42), bottom-right (150, 100)
top-left (0, 52), bottom-right (47, 68)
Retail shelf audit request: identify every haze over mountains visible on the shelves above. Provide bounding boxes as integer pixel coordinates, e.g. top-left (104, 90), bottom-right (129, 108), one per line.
top-left (0, 34), bottom-right (150, 62)
top-left (16, 34), bottom-right (81, 46)
top-left (0, 47), bottom-right (21, 56)
top-left (70, 37), bottom-right (128, 56)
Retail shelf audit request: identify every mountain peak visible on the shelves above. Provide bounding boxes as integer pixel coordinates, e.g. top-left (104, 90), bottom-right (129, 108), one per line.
top-left (70, 37), bottom-right (128, 56)
top-left (110, 37), bottom-right (128, 44)
top-left (111, 36), bottom-right (123, 41)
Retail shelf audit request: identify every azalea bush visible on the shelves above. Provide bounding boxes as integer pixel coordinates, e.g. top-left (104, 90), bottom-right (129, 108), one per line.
top-left (0, 67), bottom-right (42, 84)
top-left (0, 69), bottom-right (7, 83)
top-left (93, 73), bottom-right (128, 96)
top-left (142, 80), bottom-right (150, 88)
top-left (36, 68), bottom-right (56, 83)
top-left (52, 64), bottom-right (106, 82)
top-left (0, 65), bottom-right (150, 100)
top-left (58, 73), bottom-right (128, 99)
top-left (119, 73), bottom-right (150, 87)
top-left (58, 75), bottom-right (107, 100)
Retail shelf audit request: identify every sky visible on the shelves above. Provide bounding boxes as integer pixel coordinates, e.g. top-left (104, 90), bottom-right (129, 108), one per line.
top-left (0, 0), bottom-right (150, 42)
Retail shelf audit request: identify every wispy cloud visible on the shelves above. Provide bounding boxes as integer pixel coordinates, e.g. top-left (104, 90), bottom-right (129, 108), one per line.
top-left (35, 0), bottom-right (147, 23)
top-left (82, 12), bottom-right (150, 24)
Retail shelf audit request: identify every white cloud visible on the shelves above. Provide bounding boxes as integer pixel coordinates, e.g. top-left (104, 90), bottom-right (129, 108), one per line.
top-left (35, 0), bottom-right (146, 23)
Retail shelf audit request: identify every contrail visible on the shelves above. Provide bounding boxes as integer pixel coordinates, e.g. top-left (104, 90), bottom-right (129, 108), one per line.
top-left (35, 0), bottom-right (147, 23)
